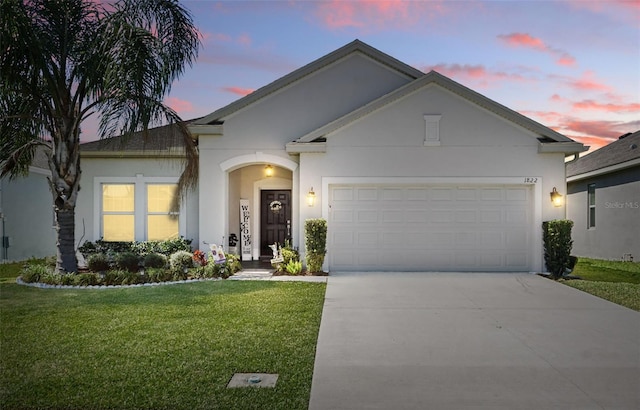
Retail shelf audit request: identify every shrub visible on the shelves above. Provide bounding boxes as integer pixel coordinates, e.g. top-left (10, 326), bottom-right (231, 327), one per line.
top-left (305, 219), bottom-right (327, 273)
top-left (225, 253), bottom-right (242, 275)
top-left (273, 246), bottom-right (297, 273)
top-left (116, 252), bottom-right (140, 273)
top-left (40, 272), bottom-right (63, 285)
top-left (285, 260), bottom-right (303, 275)
top-left (72, 273), bottom-right (100, 286)
top-left (79, 238), bottom-right (193, 258)
top-left (146, 268), bottom-right (173, 283)
top-left (87, 253), bottom-right (110, 272)
top-left (192, 250), bottom-right (207, 266)
top-left (170, 267), bottom-right (188, 281)
top-left (20, 263), bottom-right (52, 283)
top-left (143, 253), bottom-right (167, 269)
top-left (542, 219), bottom-right (575, 279)
top-left (169, 251), bottom-right (194, 271)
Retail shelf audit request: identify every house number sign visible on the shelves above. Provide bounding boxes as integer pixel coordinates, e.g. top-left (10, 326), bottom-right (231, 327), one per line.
top-left (523, 177), bottom-right (538, 184)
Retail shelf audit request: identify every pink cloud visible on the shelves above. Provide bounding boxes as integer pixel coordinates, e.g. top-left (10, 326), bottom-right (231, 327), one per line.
top-left (423, 63), bottom-right (526, 88)
top-left (164, 97), bottom-right (193, 114)
top-left (568, 71), bottom-right (610, 92)
top-left (497, 32), bottom-right (576, 67)
top-left (572, 100), bottom-right (640, 113)
top-left (550, 94), bottom-right (564, 103)
top-left (237, 33), bottom-right (252, 46)
top-left (221, 86), bottom-right (255, 97)
top-left (567, 0), bottom-right (640, 23)
top-left (498, 33), bottom-right (545, 50)
top-left (314, 0), bottom-right (447, 31)
top-left (520, 110), bottom-right (638, 152)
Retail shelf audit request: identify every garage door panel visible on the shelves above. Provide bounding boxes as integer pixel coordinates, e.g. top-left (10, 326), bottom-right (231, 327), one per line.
top-left (357, 188), bottom-right (378, 200)
top-left (329, 184), bottom-right (532, 272)
top-left (382, 210), bottom-right (403, 223)
top-left (432, 209), bottom-right (454, 223)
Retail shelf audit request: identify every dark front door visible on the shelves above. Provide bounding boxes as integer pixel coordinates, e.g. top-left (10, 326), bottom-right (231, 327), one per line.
top-left (260, 190), bottom-right (291, 259)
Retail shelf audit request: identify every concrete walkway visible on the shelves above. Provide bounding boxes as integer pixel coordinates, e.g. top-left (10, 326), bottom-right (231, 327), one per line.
top-left (309, 272), bottom-right (640, 410)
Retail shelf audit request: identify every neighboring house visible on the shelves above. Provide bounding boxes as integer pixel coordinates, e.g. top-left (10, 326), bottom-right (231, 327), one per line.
top-left (567, 131), bottom-right (640, 261)
top-left (1, 147), bottom-right (57, 262)
top-left (14, 39), bottom-right (578, 273)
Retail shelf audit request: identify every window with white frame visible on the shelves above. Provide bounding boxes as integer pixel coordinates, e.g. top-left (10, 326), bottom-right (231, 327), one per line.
top-left (97, 176), bottom-right (182, 242)
top-left (146, 184), bottom-right (179, 241)
top-left (587, 183), bottom-right (596, 228)
top-left (102, 184), bottom-right (135, 241)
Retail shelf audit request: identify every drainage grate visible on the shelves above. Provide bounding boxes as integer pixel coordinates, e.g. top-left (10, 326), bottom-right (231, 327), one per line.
top-left (227, 373), bottom-right (278, 388)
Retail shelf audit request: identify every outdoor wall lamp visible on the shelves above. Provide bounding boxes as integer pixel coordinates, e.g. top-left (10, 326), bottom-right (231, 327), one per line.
top-left (550, 187), bottom-right (563, 207)
top-left (264, 164), bottom-right (274, 177)
top-left (306, 187), bottom-right (316, 207)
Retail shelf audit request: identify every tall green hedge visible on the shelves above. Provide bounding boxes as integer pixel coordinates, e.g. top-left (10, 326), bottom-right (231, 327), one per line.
top-left (542, 219), bottom-right (574, 279)
top-left (305, 219), bottom-right (327, 273)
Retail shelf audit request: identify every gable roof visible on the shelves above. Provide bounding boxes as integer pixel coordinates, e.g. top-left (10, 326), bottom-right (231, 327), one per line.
top-left (567, 131), bottom-right (640, 180)
top-left (80, 121), bottom-right (197, 157)
top-left (192, 39), bottom-right (425, 125)
top-left (286, 70), bottom-right (585, 154)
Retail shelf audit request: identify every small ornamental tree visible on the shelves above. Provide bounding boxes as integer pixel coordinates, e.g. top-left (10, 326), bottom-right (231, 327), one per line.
top-left (542, 220), bottom-right (575, 279)
top-left (305, 219), bottom-right (327, 273)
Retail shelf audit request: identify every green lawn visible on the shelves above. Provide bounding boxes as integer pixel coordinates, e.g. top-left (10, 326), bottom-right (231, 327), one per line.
top-left (0, 268), bottom-right (326, 410)
top-left (562, 258), bottom-right (640, 311)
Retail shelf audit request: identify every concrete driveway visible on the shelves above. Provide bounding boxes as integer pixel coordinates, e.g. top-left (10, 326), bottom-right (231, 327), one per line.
top-left (309, 272), bottom-right (639, 410)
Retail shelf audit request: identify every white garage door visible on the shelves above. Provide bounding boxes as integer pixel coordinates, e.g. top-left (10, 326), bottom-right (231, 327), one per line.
top-left (328, 185), bottom-right (532, 271)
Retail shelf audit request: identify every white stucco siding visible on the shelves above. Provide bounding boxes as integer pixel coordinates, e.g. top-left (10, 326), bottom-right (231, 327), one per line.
top-left (76, 157), bottom-right (199, 246)
top-left (1, 169), bottom-right (57, 261)
top-left (295, 83), bottom-right (568, 272)
top-left (213, 53), bottom-right (415, 148)
top-left (328, 86), bottom-right (539, 149)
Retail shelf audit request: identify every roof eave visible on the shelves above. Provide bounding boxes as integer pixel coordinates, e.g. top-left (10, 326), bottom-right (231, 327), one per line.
top-left (187, 124), bottom-right (223, 138)
top-left (538, 141), bottom-right (588, 155)
top-left (192, 40), bottom-right (425, 125)
top-left (567, 157), bottom-right (640, 182)
top-left (285, 141), bottom-right (327, 153)
top-left (81, 150), bottom-right (186, 158)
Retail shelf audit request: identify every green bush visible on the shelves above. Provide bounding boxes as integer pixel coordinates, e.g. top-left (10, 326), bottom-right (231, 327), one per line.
top-left (542, 219), bottom-right (575, 279)
top-left (285, 260), bottom-right (303, 275)
top-left (79, 238), bottom-right (192, 258)
top-left (115, 252), bottom-right (140, 273)
top-left (20, 263), bottom-right (52, 283)
top-left (146, 268), bottom-right (173, 283)
top-left (170, 267), bottom-right (188, 281)
top-left (169, 251), bottom-right (194, 271)
top-left (72, 273), bottom-right (100, 286)
top-left (87, 253), bottom-right (110, 272)
top-left (131, 237), bottom-right (193, 256)
top-left (143, 253), bottom-right (167, 269)
top-left (224, 253), bottom-right (242, 275)
top-left (305, 219), bottom-right (327, 273)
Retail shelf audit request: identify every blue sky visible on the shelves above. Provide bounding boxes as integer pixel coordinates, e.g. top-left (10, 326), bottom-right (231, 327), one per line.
top-left (85, 0), bottom-right (640, 153)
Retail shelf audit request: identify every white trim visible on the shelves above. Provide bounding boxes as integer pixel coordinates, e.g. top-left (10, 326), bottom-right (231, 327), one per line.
top-left (567, 158), bottom-right (640, 182)
top-left (321, 176), bottom-right (543, 273)
top-left (423, 114), bottom-right (442, 147)
top-left (28, 166), bottom-right (51, 176)
top-left (93, 176), bottom-right (185, 242)
top-left (220, 152), bottom-right (298, 173)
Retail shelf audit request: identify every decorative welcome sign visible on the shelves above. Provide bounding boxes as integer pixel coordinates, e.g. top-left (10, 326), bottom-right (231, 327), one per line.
top-left (240, 199), bottom-right (251, 261)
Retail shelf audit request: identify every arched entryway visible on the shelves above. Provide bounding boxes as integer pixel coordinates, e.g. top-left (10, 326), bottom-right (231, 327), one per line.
top-left (221, 153), bottom-right (298, 261)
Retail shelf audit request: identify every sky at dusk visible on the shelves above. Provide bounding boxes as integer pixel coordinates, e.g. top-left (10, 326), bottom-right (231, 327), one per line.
top-left (84, 0), bottom-right (640, 154)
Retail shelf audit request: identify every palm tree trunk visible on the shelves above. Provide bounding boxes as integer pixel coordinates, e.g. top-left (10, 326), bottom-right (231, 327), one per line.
top-left (55, 207), bottom-right (76, 273)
